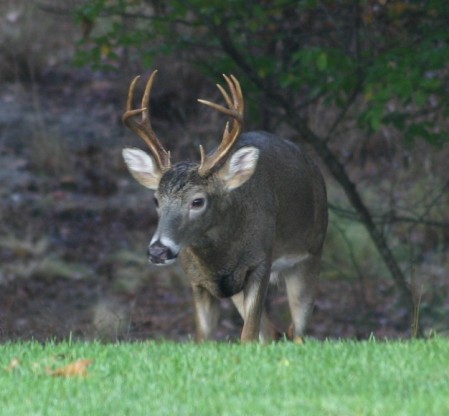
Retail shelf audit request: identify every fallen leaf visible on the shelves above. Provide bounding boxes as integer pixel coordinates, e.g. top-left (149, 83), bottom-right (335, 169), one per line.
top-left (47, 359), bottom-right (93, 378)
top-left (5, 358), bottom-right (20, 372)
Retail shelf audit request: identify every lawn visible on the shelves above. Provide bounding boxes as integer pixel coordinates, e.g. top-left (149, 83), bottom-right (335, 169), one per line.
top-left (1, 338), bottom-right (447, 415)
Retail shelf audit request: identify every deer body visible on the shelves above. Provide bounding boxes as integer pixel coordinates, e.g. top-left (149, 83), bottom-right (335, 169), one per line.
top-left (121, 72), bottom-right (328, 342)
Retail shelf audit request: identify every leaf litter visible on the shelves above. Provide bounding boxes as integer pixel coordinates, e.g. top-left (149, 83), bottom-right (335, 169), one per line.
top-left (46, 359), bottom-right (93, 378)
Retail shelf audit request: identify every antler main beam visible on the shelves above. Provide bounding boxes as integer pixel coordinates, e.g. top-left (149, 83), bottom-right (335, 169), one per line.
top-left (122, 70), bottom-right (171, 172)
top-left (197, 74), bottom-right (244, 176)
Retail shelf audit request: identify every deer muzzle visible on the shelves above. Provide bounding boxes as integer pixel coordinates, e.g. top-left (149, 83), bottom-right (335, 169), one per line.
top-left (148, 241), bottom-right (177, 265)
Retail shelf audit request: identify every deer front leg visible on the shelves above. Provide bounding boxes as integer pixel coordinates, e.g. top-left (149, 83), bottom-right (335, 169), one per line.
top-left (240, 264), bottom-right (271, 343)
top-left (191, 285), bottom-right (220, 342)
top-left (232, 291), bottom-right (280, 343)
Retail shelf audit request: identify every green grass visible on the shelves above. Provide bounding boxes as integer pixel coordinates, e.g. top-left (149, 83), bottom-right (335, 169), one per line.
top-left (1, 338), bottom-right (448, 415)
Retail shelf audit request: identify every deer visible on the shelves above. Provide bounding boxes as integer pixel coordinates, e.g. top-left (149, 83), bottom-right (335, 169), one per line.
top-left (121, 70), bottom-right (328, 343)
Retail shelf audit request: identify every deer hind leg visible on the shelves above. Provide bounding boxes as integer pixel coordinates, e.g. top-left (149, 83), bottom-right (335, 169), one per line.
top-left (283, 254), bottom-right (321, 343)
top-left (192, 285), bottom-right (220, 342)
top-left (231, 291), bottom-right (280, 343)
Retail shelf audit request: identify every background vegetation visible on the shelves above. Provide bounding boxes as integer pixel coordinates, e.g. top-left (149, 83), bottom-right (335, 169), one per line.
top-left (0, 0), bottom-right (448, 341)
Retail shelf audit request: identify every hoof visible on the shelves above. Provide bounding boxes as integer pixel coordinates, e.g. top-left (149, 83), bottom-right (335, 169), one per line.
top-left (293, 336), bottom-right (304, 345)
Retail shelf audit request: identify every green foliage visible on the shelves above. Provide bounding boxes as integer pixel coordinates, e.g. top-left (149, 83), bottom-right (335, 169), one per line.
top-left (73, 0), bottom-right (449, 145)
top-left (1, 339), bottom-right (449, 415)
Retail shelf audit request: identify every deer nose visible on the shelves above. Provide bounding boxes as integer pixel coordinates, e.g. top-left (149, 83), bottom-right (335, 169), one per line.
top-left (148, 241), bottom-right (174, 265)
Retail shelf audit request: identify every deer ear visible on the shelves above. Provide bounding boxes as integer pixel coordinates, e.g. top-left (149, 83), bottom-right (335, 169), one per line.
top-left (218, 146), bottom-right (260, 190)
top-left (122, 148), bottom-right (161, 190)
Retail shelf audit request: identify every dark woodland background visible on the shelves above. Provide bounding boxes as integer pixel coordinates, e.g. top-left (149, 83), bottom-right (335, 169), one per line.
top-left (0, 0), bottom-right (448, 342)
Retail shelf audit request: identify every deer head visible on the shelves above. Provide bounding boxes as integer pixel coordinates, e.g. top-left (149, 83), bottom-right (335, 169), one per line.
top-left (122, 70), bottom-right (259, 265)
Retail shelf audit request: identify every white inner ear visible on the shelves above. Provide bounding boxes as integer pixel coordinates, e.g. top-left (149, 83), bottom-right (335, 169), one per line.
top-left (122, 147), bottom-right (161, 190)
top-left (219, 146), bottom-right (260, 190)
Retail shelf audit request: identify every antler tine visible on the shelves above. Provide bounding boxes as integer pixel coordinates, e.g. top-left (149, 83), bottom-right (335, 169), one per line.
top-left (126, 75), bottom-right (140, 113)
top-left (230, 74), bottom-right (244, 111)
top-left (122, 70), bottom-right (171, 172)
top-left (224, 74), bottom-right (242, 110)
top-left (197, 74), bottom-right (244, 176)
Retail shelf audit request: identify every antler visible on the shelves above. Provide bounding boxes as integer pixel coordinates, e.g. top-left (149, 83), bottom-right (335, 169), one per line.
top-left (197, 74), bottom-right (244, 176)
top-left (122, 70), bottom-right (171, 172)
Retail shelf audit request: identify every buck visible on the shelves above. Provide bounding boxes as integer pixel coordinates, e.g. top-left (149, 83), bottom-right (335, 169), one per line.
top-left (121, 70), bottom-right (328, 343)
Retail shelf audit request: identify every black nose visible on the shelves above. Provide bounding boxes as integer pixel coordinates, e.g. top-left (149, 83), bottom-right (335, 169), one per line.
top-left (148, 241), bottom-right (174, 264)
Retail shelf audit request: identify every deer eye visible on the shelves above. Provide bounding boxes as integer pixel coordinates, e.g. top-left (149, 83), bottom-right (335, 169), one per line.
top-left (190, 197), bottom-right (206, 209)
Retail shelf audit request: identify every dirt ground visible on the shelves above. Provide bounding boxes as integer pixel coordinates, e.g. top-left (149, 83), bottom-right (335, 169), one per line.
top-left (0, 68), bottom-right (430, 343)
